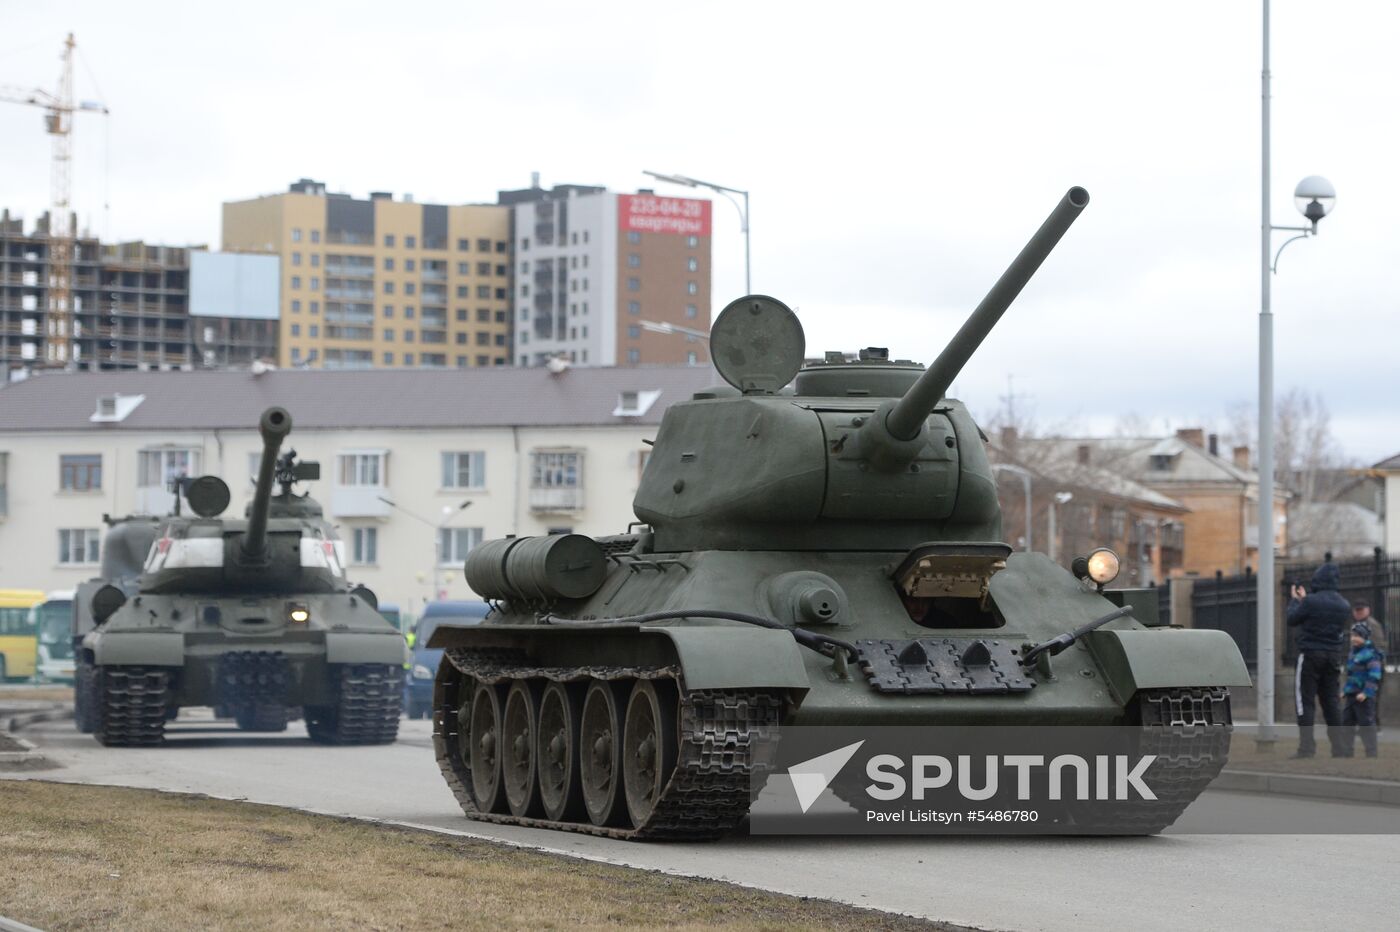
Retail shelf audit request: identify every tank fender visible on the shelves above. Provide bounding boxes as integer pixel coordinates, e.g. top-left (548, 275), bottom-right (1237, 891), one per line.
top-left (88, 631), bottom-right (184, 667)
top-left (1085, 628), bottom-right (1252, 703)
top-left (326, 631), bottom-right (409, 666)
top-left (646, 627), bottom-right (810, 694)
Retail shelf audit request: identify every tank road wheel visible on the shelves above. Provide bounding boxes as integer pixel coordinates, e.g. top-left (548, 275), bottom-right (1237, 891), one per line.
top-left (234, 703), bottom-right (289, 733)
top-left (579, 679), bottom-right (628, 827)
top-left (536, 681), bottom-right (585, 823)
top-left (501, 680), bottom-right (543, 818)
top-left (622, 679), bottom-right (679, 829)
top-left (94, 666), bottom-right (171, 747)
top-left (468, 681), bottom-right (508, 813)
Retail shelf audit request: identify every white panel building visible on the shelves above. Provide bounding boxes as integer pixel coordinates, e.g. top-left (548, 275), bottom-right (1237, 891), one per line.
top-left (0, 364), bottom-right (715, 615)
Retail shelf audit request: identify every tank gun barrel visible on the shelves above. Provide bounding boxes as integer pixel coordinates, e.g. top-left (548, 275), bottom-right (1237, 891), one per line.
top-left (886, 186), bottom-right (1090, 441)
top-left (242, 407), bottom-right (292, 562)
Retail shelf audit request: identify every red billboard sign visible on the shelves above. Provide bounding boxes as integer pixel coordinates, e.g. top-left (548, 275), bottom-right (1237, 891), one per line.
top-left (619, 194), bottom-right (711, 237)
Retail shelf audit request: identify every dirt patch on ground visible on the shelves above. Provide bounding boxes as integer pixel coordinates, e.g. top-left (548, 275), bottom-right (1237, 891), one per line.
top-left (0, 781), bottom-right (962, 931)
top-left (0, 686), bottom-right (74, 703)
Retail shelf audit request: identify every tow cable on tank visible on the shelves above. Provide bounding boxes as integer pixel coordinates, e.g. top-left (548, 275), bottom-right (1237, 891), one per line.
top-left (1019, 605), bottom-right (1134, 667)
top-left (541, 609), bottom-right (860, 661)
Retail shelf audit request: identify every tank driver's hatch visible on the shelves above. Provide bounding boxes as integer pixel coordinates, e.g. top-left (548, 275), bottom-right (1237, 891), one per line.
top-left (710, 295), bottom-right (806, 394)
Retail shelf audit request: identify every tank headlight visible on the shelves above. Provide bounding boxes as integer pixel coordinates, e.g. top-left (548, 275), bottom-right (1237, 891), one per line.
top-left (288, 604), bottom-right (311, 624)
top-left (411, 663), bottom-right (434, 680)
top-left (1085, 548), bottom-right (1121, 586)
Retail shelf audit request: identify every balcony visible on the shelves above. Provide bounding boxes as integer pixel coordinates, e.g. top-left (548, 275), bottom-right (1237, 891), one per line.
top-left (324, 263), bottom-right (374, 279)
top-left (331, 485), bottom-right (392, 518)
top-left (325, 285), bottom-right (375, 301)
top-left (529, 486), bottom-right (583, 513)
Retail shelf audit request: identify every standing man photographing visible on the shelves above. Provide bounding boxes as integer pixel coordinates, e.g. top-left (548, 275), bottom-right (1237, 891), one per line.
top-left (1287, 561), bottom-right (1350, 758)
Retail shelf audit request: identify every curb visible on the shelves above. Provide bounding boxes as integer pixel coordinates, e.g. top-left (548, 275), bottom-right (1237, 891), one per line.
top-left (4, 705), bottom-right (71, 733)
top-left (1217, 769), bottom-right (1400, 807)
top-left (0, 914), bottom-right (45, 932)
top-left (0, 734), bottom-right (59, 772)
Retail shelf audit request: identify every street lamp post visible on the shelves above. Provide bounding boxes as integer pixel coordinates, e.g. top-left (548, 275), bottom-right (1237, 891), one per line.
top-left (378, 497), bottom-right (473, 604)
top-left (990, 463), bottom-right (1033, 552)
top-left (1047, 491), bottom-right (1074, 564)
top-left (643, 170), bottom-right (750, 294)
top-left (1258, 0), bottom-right (1336, 740)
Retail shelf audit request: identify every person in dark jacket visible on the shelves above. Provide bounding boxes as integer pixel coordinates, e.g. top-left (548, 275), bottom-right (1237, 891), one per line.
top-left (1351, 599), bottom-right (1386, 731)
top-left (1340, 622), bottom-right (1383, 757)
top-left (1286, 562), bottom-right (1349, 757)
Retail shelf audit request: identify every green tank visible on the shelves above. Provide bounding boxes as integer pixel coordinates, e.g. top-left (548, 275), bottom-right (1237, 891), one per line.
top-left (82, 406), bottom-right (405, 746)
top-left (429, 187), bottom-right (1251, 839)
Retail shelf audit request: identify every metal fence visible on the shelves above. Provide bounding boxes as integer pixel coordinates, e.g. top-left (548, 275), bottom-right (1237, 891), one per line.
top-left (1184, 548), bottom-right (1398, 669)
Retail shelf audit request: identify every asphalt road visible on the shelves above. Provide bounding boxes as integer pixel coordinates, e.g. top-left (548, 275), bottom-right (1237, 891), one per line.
top-left (10, 712), bottom-right (1399, 932)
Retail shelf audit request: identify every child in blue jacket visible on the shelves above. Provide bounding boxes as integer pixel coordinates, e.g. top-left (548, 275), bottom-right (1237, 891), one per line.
top-left (1342, 622), bottom-right (1383, 758)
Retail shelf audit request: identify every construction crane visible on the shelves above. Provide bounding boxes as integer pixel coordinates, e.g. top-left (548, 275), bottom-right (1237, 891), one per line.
top-left (1, 33), bottom-right (108, 367)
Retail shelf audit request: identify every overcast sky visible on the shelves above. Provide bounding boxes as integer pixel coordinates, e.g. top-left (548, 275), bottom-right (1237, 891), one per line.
top-left (2, 1), bottom-right (1396, 462)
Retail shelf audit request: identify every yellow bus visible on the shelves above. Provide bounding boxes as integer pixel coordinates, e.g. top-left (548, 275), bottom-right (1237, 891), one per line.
top-left (0, 588), bottom-right (46, 681)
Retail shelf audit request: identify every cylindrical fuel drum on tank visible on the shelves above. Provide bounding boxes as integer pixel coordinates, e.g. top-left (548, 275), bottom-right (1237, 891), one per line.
top-left (464, 534), bottom-right (607, 602)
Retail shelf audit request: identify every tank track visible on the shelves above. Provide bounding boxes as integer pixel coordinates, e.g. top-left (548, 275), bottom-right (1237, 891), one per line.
top-left (1067, 686), bottom-right (1232, 834)
top-left (305, 664), bottom-right (401, 745)
top-left (74, 659), bottom-right (99, 734)
top-left (94, 666), bottom-right (172, 747)
top-left (435, 647), bottom-right (783, 840)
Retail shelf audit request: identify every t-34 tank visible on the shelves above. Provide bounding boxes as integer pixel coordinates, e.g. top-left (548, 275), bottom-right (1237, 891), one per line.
top-left (429, 188), bottom-right (1250, 838)
top-left (82, 407), bottom-right (405, 746)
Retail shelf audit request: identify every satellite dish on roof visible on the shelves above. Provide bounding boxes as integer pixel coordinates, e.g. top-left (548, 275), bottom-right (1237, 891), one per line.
top-left (709, 295), bottom-right (805, 394)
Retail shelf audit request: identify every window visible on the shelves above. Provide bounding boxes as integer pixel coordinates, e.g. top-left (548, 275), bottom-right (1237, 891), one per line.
top-left (685, 303), bottom-right (698, 319)
top-left (627, 277), bottom-right (640, 291)
top-left (383, 329), bottom-right (394, 341)
top-left (337, 452), bottom-right (386, 486)
top-left (291, 276), bottom-right (302, 289)
top-left (627, 348), bottom-right (640, 364)
top-left (477, 238), bottom-right (491, 252)
top-left (404, 353), bottom-right (414, 365)
top-left (310, 277), bottom-right (320, 291)
top-left (291, 300), bottom-right (302, 313)
top-left (310, 301), bottom-right (320, 314)
top-left (441, 451), bottom-right (485, 489)
top-left (404, 330), bottom-right (415, 343)
top-left (583, 231), bottom-right (590, 243)
top-left (686, 351), bottom-right (698, 365)
top-left (477, 285), bottom-right (491, 298)
top-left (291, 324), bottom-right (301, 336)
top-left (628, 325), bottom-right (640, 339)
top-left (458, 261), bottom-right (470, 274)
top-left (405, 282), bottom-right (416, 295)
top-left (351, 527), bottom-right (378, 565)
top-left (405, 259), bottom-right (416, 272)
top-left (495, 241), bottom-right (506, 253)
top-left (495, 264), bottom-right (506, 276)
top-left (138, 449), bottom-right (199, 488)
top-left (456, 308), bottom-right (467, 321)
top-left (60, 454), bottom-right (102, 491)
top-left (495, 310), bottom-right (506, 323)
top-left (456, 285), bottom-right (468, 298)
top-left (439, 527), bottom-right (483, 565)
top-left (628, 301), bottom-right (640, 315)
top-left (292, 228), bottom-right (302, 243)
top-left (311, 254), bottom-right (320, 267)
top-left (520, 260), bottom-right (529, 273)
top-left (476, 261), bottom-right (491, 276)
top-left (457, 238), bottom-right (469, 251)
top-left (309, 325), bottom-right (319, 337)
top-left (475, 332), bottom-right (489, 346)
top-left (405, 306), bottom-right (415, 319)
top-left (494, 334), bottom-right (506, 346)
top-left (627, 231), bottom-right (641, 245)
top-left (383, 352), bottom-right (394, 365)
top-left (532, 452), bottom-right (581, 489)
top-left (405, 235), bottom-right (416, 249)
top-left (385, 234), bottom-right (396, 248)
top-left (383, 281), bottom-right (395, 294)
top-left (59, 528), bottom-right (101, 565)
top-left (292, 252), bottom-right (302, 266)
top-left (686, 281), bottom-right (698, 294)
top-left (627, 253), bottom-right (641, 268)
top-left (311, 230), bottom-right (321, 244)
top-left (456, 332), bottom-right (467, 344)
top-left (384, 257), bottom-right (395, 271)
top-left (687, 257), bottom-right (698, 272)
top-left (686, 235), bottom-right (698, 247)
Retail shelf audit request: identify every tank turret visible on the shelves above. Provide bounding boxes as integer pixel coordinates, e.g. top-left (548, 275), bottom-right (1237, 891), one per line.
top-left (242, 406), bottom-right (293, 563)
top-left (634, 187), bottom-right (1089, 552)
